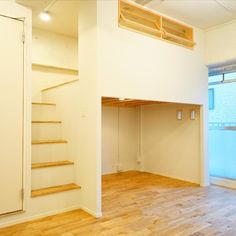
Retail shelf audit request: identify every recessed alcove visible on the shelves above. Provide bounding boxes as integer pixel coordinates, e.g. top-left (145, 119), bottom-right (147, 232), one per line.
top-left (102, 96), bottom-right (201, 184)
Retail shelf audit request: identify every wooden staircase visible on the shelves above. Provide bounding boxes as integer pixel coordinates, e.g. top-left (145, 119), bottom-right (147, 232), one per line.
top-left (32, 160), bottom-right (74, 169)
top-left (31, 184), bottom-right (81, 198)
top-left (31, 102), bottom-right (80, 197)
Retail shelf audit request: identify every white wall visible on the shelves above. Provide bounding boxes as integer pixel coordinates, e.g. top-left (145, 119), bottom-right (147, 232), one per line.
top-left (142, 103), bottom-right (201, 184)
top-left (78, 0), bottom-right (101, 217)
top-left (102, 103), bottom-right (201, 184)
top-left (102, 106), bottom-right (139, 174)
top-left (32, 28), bottom-right (78, 70)
top-left (32, 68), bottom-right (78, 102)
top-left (32, 29), bottom-right (78, 101)
top-left (205, 20), bottom-right (236, 66)
top-left (97, 0), bottom-right (207, 105)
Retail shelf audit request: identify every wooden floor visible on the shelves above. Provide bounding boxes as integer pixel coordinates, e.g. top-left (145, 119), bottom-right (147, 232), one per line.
top-left (1, 171), bottom-right (236, 235)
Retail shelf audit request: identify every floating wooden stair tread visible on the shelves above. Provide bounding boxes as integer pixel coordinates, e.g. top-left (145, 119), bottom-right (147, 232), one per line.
top-left (31, 183), bottom-right (81, 197)
top-left (32, 140), bottom-right (68, 145)
top-left (32, 120), bottom-right (62, 124)
top-left (32, 102), bottom-right (56, 106)
top-left (32, 160), bottom-right (74, 169)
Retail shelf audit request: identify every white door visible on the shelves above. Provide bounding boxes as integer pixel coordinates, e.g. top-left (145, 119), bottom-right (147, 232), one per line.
top-left (0, 15), bottom-right (24, 215)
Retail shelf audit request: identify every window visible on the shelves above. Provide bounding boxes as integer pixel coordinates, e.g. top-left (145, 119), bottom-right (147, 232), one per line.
top-left (224, 71), bottom-right (236, 81)
top-left (208, 74), bottom-right (222, 84)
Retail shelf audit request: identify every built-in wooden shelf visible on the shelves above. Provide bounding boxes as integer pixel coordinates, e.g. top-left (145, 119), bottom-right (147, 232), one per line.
top-left (162, 17), bottom-right (194, 48)
top-left (119, 0), bottom-right (161, 39)
top-left (32, 120), bottom-right (62, 124)
top-left (32, 140), bottom-right (68, 145)
top-left (119, 0), bottom-right (195, 49)
top-left (32, 102), bottom-right (56, 106)
top-left (31, 183), bottom-right (81, 197)
top-left (32, 160), bottom-right (74, 169)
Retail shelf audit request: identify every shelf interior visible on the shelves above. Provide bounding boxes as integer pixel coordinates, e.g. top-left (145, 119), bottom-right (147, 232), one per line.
top-left (119, 0), bottom-right (195, 49)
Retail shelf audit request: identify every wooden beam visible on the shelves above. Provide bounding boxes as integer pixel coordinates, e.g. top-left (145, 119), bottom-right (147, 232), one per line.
top-left (102, 97), bottom-right (164, 107)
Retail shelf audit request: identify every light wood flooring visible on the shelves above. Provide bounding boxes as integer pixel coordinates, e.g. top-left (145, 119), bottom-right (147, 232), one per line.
top-left (1, 171), bottom-right (236, 235)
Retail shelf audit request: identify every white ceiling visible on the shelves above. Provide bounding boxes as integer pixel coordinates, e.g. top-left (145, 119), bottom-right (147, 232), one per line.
top-left (16, 0), bottom-right (79, 38)
top-left (134, 0), bottom-right (236, 29)
top-left (16, 0), bottom-right (236, 36)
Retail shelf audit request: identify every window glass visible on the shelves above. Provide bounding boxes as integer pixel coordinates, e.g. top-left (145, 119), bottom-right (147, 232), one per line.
top-left (224, 71), bottom-right (236, 81)
top-left (209, 80), bottom-right (236, 180)
top-left (208, 74), bottom-right (222, 83)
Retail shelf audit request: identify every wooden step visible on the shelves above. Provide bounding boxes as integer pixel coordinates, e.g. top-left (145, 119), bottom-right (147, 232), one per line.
top-left (32, 120), bottom-right (62, 124)
top-left (31, 183), bottom-right (81, 198)
top-left (32, 140), bottom-right (68, 145)
top-left (32, 102), bottom-right (56, 106)
top-left (32, 160), bottom-right (74, 169)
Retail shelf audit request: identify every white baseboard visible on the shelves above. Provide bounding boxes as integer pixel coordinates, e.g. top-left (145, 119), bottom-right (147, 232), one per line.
top-left (81, 206), bottom-right (102, 218)
top-left (211, 176), bottom-right (236, 189)
top-left (0, 205), bottom-right (81, 229)
top-left (143, 169), bottom-right (200, 185)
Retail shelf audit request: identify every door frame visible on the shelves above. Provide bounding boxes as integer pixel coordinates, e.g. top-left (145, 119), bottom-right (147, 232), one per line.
top-left (0, 13), bottom-right (25, 216)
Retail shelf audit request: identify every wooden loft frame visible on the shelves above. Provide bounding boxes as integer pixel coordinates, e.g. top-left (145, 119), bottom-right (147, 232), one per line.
top-left (119, 0), bottom-right (195, 49)
top-left (102, 97), bottom-right (164, 107)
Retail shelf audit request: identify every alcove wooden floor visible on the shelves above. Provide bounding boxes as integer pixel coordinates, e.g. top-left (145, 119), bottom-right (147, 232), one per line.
top-left (1, 171), bottom-right (236, 235)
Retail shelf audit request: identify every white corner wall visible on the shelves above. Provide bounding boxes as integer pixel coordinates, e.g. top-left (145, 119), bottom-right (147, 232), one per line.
top-left (142, 103), bottom-right (201, 184)
top-left (32, 28), bottom-right (78, 69)
top-left (32, 29), bottom-right (78, 101)
top-left (78, 0), bottom-right (101, 217)
top-left (102, 106), bottom-right (139, 174)
top-left (205, 20), bottom-right (236, 65)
